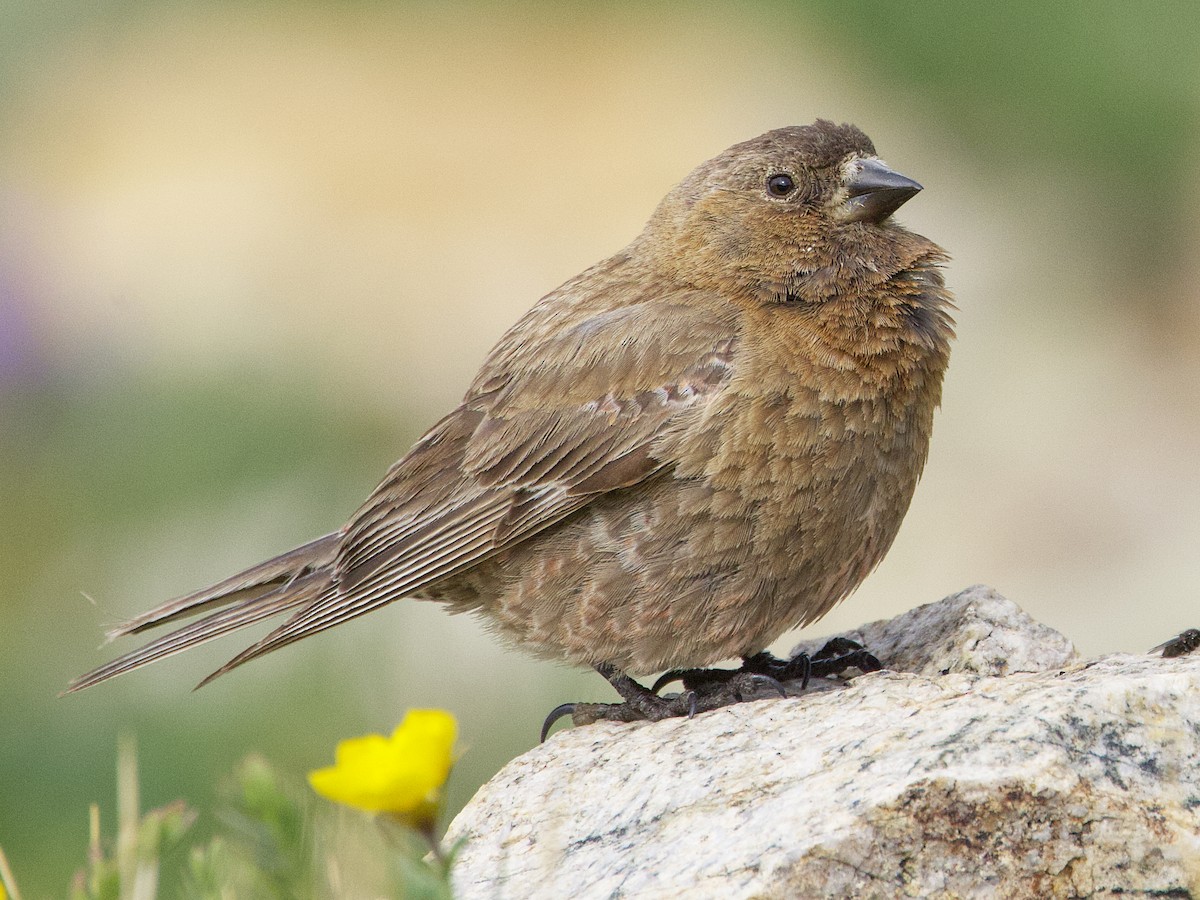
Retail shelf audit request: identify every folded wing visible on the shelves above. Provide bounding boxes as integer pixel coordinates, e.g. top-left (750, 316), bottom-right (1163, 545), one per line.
top-left (69, 292), bottom-right (740, 691)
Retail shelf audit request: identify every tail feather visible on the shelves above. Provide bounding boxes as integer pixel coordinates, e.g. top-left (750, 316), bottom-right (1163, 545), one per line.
top-left (63, 570), bottom-right (329, 694)
top-left (65, 533), bottom-right (340, 693)
top-left (105, 532), bottom-right (339, 639)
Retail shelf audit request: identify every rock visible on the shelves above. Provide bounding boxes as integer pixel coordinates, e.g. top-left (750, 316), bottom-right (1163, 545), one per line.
top-left (445, 587), bottom-right (1200, 899)
top-left (788, 583), bottom-right (1079, 677)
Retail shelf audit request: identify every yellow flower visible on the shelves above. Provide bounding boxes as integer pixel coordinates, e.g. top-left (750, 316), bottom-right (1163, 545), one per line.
top-left (308, 709), bottom-right (457, 826)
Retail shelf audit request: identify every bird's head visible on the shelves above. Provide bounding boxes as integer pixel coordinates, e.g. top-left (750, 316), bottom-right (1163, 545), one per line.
top-left (642, 120), bottom-right (931, 303)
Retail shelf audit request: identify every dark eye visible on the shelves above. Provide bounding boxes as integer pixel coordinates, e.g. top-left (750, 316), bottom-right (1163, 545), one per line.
top-left (766, 174), bottom-right (795, 197)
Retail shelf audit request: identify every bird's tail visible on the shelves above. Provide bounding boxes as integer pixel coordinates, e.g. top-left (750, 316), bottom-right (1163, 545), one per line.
top-left (63, 532), bottom-right (339, 694)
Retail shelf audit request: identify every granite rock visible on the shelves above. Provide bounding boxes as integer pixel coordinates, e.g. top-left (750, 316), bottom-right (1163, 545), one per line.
top-left (446, 587), bottom-right (1200, 899)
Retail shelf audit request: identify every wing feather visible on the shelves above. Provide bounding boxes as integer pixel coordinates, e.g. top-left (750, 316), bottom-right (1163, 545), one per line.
top-left (203, 298), bottom-right (740, 679)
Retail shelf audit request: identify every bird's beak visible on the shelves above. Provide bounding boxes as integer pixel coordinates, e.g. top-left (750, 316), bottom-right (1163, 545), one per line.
top-left (840, 158), bottom-right (922, 224)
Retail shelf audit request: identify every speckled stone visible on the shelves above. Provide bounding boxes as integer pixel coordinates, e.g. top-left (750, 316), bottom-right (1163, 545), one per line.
top-left (446, 587), bottom-right (1200, 899)
top-left (788, 583), bottom-right (1079, 677)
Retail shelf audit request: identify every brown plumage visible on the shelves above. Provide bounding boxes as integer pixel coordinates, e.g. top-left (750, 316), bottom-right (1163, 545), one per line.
top-left (67, 121), bottom-right (954, 707)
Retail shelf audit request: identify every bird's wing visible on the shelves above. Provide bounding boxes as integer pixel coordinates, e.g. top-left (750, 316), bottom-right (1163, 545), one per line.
top-left (199, 295), bottom-right (739, 682)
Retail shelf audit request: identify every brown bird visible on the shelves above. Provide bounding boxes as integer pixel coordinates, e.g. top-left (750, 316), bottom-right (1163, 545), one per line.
top-left (67, 121), bottom-right (954, 731)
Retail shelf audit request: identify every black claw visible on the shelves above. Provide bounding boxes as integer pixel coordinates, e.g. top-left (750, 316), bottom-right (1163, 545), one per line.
top-left (685, 690), bottom-right (698, 718)
top-left (651, 669), bottom-right (688, 694)
top-left (749, 673), bottom-right (788, 698)
top-left (786, 652), bottom-right (812, 689)
top-left (540, 703), bottom-right (577, 742)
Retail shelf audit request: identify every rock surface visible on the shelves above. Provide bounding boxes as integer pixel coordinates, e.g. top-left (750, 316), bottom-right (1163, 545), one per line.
top-left (446, 586), bottom-right (1200, 899)
top-left (787, 583), bottom-right (1079, 678)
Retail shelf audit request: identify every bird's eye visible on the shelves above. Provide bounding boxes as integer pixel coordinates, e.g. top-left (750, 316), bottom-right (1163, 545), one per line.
top-left (766, 174), bottom-right (796, 197)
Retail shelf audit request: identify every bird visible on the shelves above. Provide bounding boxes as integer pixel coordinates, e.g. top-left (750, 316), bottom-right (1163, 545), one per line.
top-left (67, 120), bottom-right (954, 730)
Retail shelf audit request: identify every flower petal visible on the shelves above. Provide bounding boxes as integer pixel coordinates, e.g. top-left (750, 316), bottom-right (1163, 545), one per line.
top-left (307, 708), bottom-right (458, 822)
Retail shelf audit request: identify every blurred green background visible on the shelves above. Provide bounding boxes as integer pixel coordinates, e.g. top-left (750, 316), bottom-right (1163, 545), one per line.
top-left (4, 1), bottom-right (1200, 895)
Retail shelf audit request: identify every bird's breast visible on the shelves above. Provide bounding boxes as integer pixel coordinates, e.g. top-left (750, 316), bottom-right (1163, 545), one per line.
top-left (660, 301), bottom-right (948, 627)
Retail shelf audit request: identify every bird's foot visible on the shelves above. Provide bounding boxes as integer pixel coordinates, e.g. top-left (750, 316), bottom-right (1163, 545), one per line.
top-left (539, 662), bottom-right (785, 741)
top-left (540, 641), bottom-right (882, 741)
top-left (651, 637), bottom-right (882, 695)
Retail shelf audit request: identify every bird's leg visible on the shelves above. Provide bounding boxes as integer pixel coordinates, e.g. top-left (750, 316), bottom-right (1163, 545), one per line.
top-left (597, 662), bottom-right (694, 719)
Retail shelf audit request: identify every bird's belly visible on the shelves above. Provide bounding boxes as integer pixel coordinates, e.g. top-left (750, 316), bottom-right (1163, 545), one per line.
top-left (432, 394), bottom-right (929, 675)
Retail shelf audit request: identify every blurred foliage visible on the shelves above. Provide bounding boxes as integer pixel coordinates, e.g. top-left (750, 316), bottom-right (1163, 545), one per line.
top-left (3, 741), bottom-right (452, 899)
top-left (0, 372), bottom-right (399, 584)
top-left (69, 799), bottom-right (194, 900)
top-left (196, 756), bottom-right (314, 899)
top-left (0, 374), bottom-right (412, 896)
